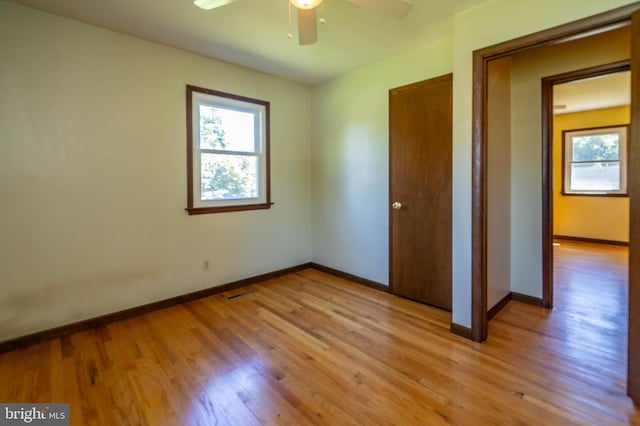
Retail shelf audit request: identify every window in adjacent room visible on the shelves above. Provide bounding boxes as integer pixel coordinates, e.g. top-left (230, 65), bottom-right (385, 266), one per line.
top-left (562, 125), bottom-right (628, 196)
top-left (186, 85), bottom-right (270, 214)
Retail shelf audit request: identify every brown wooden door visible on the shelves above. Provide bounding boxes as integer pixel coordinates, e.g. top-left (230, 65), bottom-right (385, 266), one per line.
top-left (389, 74), bottom-right (452, 310)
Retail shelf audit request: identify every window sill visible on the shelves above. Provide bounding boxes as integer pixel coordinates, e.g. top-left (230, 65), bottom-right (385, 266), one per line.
top-left (186, 202), bottom-right (273, 215)
top-left (560, 192), bottom-right (628, 198)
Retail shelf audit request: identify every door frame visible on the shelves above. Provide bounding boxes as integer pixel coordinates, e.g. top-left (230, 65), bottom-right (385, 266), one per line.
top-left (471, 1), bottom-right (640, 402)
top-left (541, 60), bottom-right (631, 309)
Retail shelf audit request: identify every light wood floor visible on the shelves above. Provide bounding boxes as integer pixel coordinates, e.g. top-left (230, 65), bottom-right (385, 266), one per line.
top-left (1, 243), bottom-right (638, 425)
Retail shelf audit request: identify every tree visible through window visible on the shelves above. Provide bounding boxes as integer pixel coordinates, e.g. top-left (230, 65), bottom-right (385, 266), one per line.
top-left (186, 85), bottom-right (270, 214)
top-left (563, 125), bottom-right (628, 196)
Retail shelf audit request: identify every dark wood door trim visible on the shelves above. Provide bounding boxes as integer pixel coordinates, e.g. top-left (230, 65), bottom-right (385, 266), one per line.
top-left (628, 8), bottom-right (640, 403)
top-left (471, 2), bottom-right (640, 344)
top-left (541, 61), bottom-right (630, 310)
top-left (471, 50), bottom-right (488, 342)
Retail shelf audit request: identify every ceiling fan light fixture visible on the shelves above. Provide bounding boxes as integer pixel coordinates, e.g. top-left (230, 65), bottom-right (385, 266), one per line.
top-left (193, 0), bottom-right (234, 10)
top-left (289, 0), bottom-right (323, 10)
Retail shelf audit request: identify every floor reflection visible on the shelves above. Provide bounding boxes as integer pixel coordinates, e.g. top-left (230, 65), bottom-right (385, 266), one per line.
top-left (552, 241), bottom-right (628, 383)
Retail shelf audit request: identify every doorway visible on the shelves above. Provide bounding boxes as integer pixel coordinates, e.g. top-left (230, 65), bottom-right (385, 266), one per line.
top-left (471, 3), bottom-right (640, 402)
top-left (546, 67), bottom-right (631, 403)
top-left (542, 64), bottom-right (631, 307)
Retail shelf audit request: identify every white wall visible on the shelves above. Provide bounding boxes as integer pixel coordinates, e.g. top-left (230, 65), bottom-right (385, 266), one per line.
top-left (311, 38), bottom-right (453, 284)
top-left (0, 2), bottom-right (312, 341)
top-left (451, 0), bottom-right (637, 326)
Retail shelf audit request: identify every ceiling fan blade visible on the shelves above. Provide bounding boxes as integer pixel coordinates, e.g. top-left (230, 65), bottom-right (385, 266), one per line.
top-left (297, 7), bottom-right (318, 45)
top-left (193, 0), bottom-right (236, 10)
top-left (347, 0), bottom-right (413, 20)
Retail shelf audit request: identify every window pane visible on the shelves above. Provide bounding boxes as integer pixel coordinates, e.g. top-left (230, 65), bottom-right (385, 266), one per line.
top-left (571, 133), bottom-right (619, 162)
top-left (199, 105), bottom-right (256, 152)
top-left (570, 161), bottom-right (620, 191)
top-left (200, 153), bottom-right (258, 200)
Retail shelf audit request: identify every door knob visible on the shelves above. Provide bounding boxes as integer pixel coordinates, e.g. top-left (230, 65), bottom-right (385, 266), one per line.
top-left (392, 202), bottom-right (402, 210)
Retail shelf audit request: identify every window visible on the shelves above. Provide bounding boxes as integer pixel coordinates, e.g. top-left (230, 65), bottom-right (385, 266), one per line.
top-left (562, 125), bottom-right (628, 196)
top-left (186, 85), bottom-right (270, 214)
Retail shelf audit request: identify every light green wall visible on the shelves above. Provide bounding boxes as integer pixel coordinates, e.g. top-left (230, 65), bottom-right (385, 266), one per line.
top-left (0, 1), bottom-right (312, 341)
top-left (311, 38), bottom-right (453, 283)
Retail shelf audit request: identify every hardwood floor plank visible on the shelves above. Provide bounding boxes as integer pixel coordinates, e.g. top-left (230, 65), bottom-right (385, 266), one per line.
top-left (0, 246), bottom-right (638, 425)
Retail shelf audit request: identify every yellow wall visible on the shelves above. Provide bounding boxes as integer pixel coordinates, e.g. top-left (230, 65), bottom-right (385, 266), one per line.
top-left (553, 106), bottom-right (630, 242)
top-left (0, 2), bottom-right (312, 342)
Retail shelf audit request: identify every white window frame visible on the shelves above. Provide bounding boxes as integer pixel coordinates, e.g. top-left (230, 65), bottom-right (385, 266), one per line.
top-left (186, 85), bottom-right (270, 214)
top-left (562, 125), bottom-right (628, 196)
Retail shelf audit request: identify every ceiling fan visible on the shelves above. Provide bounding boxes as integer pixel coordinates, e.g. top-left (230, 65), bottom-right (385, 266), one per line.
top-left (193, 0), bottom-right (414, 45)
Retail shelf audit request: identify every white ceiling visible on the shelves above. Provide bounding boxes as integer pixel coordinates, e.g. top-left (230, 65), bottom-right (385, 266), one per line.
top-left (7, 0), bottom-right (487, 85)
top-left (553, 71), bottom-right (631, 115)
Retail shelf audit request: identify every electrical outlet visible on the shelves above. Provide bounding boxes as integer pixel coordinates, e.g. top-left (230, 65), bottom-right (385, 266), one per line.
top-left (203, 260), bottom-right (210, 271)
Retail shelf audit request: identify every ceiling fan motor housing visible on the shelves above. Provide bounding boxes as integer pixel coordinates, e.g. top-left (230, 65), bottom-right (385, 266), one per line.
top-left (290, 0), bottom-right (323, 10)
